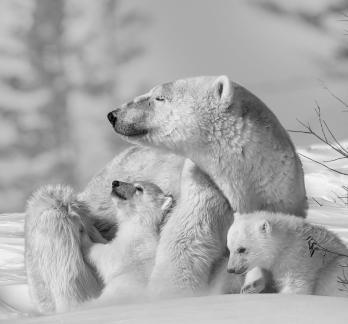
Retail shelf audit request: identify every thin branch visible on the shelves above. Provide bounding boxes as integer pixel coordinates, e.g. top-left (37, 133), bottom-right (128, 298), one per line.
top-left (322, 84), bottom-right (348, 109)
top-left (315, 103), bottom-right (328, 143)
top-left (298, 153), bottom-right (348, 176)
top-left (323, 120), bottom-right (348, 155)
top-left (311, 197), bottom-right (323, 207)
top-left (323, 156), bottom-right (347, 163)
top-left (293, 108), bottom-right (348, 158)
top-left (290, 92), bottom-right (348, 178)
top-left (287, 129), bottom-right (312, 134)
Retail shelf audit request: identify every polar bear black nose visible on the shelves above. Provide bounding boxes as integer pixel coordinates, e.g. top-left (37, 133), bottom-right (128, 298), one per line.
top-left (107, 111), bottom-right (117, 127)
top-left (112, 180), bottom-right (120, 188)
top-left (227, 267), bottom-right (236, 274)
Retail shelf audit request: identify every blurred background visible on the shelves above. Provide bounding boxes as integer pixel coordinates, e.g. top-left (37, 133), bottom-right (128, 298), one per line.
top-left (0, 0), bottom-right (347, 212)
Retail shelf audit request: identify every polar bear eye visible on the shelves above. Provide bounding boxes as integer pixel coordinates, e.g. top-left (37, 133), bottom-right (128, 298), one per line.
top-left (155, 96), bottom-right (165, 102)
top-left (237, 247), bottom-right (246, 254)
top-left (135, 185), bottom-right (144, 193)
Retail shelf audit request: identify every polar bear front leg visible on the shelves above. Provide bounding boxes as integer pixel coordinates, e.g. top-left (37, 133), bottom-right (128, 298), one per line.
top-left (241, 267), bottom-right (268, 294)
top-left (148, 160), bottom-right (232, 297)
top-left (149, 220), bottom-right (221, 296)
top-left (278, 273), bottom-right (315, 295)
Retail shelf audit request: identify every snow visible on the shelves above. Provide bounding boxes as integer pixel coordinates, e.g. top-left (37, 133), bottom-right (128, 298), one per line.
top-left (2, 293), bottom-right (348, 324)
top-left (299, 141), bottom-right (348, 207)
top-left (0, 142), bottom-right (347, 322)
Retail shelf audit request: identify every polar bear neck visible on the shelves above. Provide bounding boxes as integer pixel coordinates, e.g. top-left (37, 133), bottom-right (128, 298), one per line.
top-left (187, 140), bottom-right (267, 213)
top-left (184, 116), bottom-right (302, 214)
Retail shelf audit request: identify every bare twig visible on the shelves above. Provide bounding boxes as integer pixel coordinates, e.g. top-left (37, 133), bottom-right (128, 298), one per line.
top-left (287, 129), bottom-right (312, 134)
top-left (311, 197), bottom-right (323, 207)
top-left (298, 153), bottom-right (348, 176)
top-left (322, 120), bottom-right (348, 155)
top-left (319, 81), bottom-right (348, 109)
top-left (289, 94), bottom-right (348, 179)
top-left (315, 103), bottom-right (328, 143)
top-left (323, 156), bottom-right (347, 163)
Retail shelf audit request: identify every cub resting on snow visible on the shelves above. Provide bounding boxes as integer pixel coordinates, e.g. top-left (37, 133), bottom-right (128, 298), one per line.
top-left (226, 211), bottom-right (348, 297)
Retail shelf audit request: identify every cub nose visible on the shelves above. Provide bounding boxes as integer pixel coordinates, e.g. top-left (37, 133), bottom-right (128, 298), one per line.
top-left (107, 111), bottom-right (117, 127)
top-left (112, 180), bottom-right (120, 188)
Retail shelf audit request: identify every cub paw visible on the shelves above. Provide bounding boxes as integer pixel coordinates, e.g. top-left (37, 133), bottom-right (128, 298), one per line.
top-left (241, 278), bottom-right (266, 294)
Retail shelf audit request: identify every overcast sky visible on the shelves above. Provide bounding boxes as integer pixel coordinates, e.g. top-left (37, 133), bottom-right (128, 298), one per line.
top-left (119, 0), bottom-right (347, 147)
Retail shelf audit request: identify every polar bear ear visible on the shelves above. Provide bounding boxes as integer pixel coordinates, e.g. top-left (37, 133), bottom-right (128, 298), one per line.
top-left (161, 195), bottom-right (173, 212)
top-left (260, 220), bottom-right (272, 234)
top-left (213, 75), bottom-right (233, 104)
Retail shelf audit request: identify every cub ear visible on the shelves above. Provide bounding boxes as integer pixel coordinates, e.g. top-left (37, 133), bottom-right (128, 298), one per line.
top-left (260, 220), bottom-right (272, 234)
top-left (161, 195), bottom-right (173, 212)
top-left (213, 75), bottom-right (233, 103)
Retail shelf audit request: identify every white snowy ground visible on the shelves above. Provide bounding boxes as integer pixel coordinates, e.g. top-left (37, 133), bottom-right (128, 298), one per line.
top-left (0, 142), bottom-right (347, 323)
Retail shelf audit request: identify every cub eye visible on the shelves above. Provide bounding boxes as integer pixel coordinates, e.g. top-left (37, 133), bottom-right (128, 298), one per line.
top-left (237, 247), bottom-right (246, 254)
top-left (135, 185), bottom-right (144, 193)
top-left (155, 96), bottom-right (165, 102)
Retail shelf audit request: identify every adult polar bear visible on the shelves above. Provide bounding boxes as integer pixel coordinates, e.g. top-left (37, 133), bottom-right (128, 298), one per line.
top-left (83, 75), bottom-right (307, 295)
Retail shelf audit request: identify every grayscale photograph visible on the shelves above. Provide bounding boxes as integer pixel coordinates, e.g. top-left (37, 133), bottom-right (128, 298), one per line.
top-left (0, 0), bottom-right (347, 323)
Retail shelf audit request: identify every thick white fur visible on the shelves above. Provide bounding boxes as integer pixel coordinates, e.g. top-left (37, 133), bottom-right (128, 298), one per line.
top-left (83, 181), bottom-right (172, 304)
top-left (25, 185), bottom-right (104, 313)
top-left (148, 159), bottom-right (232, 296)
top-left (111, 75), bottom-right (307, 216)
top-left (102, 75), bottom-right (307, 294)
top-left (27, 75), bottom-right (308, 302)
top-left (209, 261), bottom-right (272, 295)
top-left (227, 212), bottom-right (348, 297)
top-left (79, 150), bottom-right (233, 296)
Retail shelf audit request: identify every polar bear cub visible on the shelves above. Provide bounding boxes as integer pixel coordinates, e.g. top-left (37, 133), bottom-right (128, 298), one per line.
top-left (227, 211), bottom-right (348, 297)
top-left (82, 179), bottom-right (172, 304)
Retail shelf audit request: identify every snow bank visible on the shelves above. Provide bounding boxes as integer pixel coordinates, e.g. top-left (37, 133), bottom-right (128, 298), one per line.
top-left (4, 294), bottom-right (348, 324)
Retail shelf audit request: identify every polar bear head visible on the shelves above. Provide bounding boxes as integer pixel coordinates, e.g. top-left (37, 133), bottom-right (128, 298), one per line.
top-left (226, 212), bottom-right (283, 274)
top-left (111, 180), bottom-right (173, 227)
top-left (107, 75), bottom-right (257, 155)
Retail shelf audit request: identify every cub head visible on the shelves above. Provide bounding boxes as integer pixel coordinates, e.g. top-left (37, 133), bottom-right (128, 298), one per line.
top-left (226, 212), bottom-right (281, 274)
top-left (111, 180), bottom-right (173, 226)
top-left (107, 75), bottom-right (238, 154)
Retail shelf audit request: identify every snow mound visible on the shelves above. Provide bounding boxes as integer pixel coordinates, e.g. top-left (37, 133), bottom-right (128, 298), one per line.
top-left (3, 294), bottom-right (348, 324)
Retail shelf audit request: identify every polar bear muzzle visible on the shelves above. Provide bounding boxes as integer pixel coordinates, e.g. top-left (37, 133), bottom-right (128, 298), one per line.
top-left (111, 180), bottom-right (137, 200)
top-left (107, 109), bottom-right (149, 137)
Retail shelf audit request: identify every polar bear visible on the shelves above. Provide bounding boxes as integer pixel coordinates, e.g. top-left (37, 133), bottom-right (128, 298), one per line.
top-left (81, 179), bottom-right (173, 304)
top-left (26, 76), bottom-right (307, 301)
top-left (227, 211), bottom-right (348, 297)
top-left (25, 185), bottom-right (107, 313)
top-left (103, 75), bottom-right (307, 293)
top-left (107, 75), bottom-right (307, 216)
